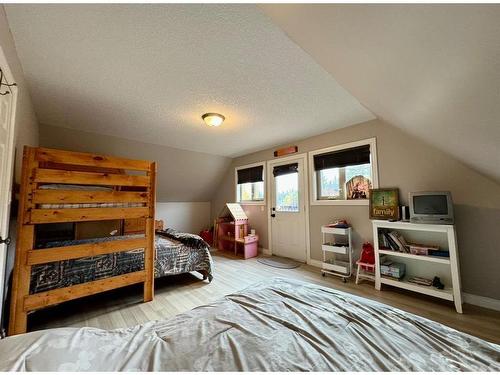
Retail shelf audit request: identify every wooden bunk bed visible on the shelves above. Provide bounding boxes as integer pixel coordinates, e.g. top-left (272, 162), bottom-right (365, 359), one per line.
top-left (8, 146), bottom-right (156, 336)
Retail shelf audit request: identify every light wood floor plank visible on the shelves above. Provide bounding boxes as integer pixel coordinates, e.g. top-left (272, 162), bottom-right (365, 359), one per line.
top-left (27, 251), bottom-right (500, 344)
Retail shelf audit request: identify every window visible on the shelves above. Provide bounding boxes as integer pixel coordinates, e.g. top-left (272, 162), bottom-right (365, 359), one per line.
top-left (235, 163), bottom-right (265, 204)
top-left (309, 138), bottom-right (378, 205)
top-left (273, 163), bottom-right (299, 212)
top-left (237, 181), bottom-right (264, 202)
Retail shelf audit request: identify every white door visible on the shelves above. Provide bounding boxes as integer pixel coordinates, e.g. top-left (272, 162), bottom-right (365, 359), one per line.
top-left (0, 50), bottom-right (17, 325)
top-left (269, 156), bottom-right (307, 262)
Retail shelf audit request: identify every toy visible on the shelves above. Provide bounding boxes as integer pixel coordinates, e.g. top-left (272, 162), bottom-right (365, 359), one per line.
top-left (432, 276), bottom-right (445, 290)
top-left (215, 203), bottom-right (259, 259)
top-left (359, 242), bottom-right (375, 271)
top-left (327, 219), bottom-right (350, 229)
top-left (355, 242), bottom-right (376, 285)
top-left (199, 229), bottom-right (213, 246)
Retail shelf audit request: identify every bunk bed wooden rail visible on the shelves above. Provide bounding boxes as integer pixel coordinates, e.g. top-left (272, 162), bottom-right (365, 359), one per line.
top-left (8, 146), bottom-right (156, 336)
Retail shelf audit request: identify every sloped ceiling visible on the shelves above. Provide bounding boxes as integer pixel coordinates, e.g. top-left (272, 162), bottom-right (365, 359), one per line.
top-left (260, 4), bottom-right (500, 183)
top-left (5, 4), bottom-right (373, 158)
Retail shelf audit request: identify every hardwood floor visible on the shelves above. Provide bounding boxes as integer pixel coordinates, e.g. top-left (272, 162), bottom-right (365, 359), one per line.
top-left (28, 251), bottom-right (500, 344)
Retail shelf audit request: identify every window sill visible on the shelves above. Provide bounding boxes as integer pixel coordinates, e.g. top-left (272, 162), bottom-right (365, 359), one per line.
top-left (311, 199), bottom-right (369, 206)
top-left (237, 201), bottom-right (266, 206)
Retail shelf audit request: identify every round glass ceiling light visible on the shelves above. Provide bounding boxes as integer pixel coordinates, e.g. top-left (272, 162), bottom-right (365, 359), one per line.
top-left (202, 113), bottom-right (225, 127)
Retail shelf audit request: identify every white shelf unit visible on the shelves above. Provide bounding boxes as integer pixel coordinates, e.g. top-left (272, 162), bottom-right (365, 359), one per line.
top-left (372, 220), bottom-right (462, 313)
top-left (321, 226), bottom-right (353, 282)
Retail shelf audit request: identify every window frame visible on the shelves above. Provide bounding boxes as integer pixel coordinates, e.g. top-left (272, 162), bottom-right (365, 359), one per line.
top-left (308, 138), bottom-right (379, 206)
top-left (274, 169), bottom-right (300, 213)
top-left (235, 161), bottom-right (266, 205)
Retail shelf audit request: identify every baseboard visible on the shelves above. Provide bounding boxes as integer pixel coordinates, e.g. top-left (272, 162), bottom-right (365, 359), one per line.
top-left (463, 293), bottom-right (500, 312)
top-left (307, 259), bottom-right (322, 268)
top-left (259, 247), bottom-right (272, 255)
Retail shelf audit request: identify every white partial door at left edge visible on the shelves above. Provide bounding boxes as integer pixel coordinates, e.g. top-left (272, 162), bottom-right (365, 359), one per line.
top-left (0, 59), bottom-right (17, 325)
top-left (270, 158), bottom-right (306, 262)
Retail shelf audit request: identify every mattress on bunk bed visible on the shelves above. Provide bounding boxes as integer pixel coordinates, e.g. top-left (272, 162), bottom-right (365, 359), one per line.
top-left (1, 278), bottom-right (499, 372)
top-left (29, 231), bottom-right (213, 294)
top-left (37, 184), bottom-right (146, 209)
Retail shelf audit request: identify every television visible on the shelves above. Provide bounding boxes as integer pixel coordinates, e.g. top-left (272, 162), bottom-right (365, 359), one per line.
top-left (409, 191), bottom-right (454, 224)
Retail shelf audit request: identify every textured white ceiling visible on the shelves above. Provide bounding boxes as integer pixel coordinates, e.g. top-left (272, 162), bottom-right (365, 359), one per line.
top-left (260, 4), bottom-right (500, 183)
top-left (5, 4), bottom-right (374, 158)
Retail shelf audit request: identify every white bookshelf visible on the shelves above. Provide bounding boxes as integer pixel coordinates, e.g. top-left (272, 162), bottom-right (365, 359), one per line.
top-left (372, 220), bottom-right (462, 313)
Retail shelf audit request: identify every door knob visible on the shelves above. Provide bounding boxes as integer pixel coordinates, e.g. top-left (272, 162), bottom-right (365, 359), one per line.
top-left (271, 214), bottom-right (276, 218)
top-left (0, 236), bottom-right (11, 245)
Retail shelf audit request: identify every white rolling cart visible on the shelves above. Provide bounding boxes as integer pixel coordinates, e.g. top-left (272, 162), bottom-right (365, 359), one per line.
top-left (321, 225), bottom-right (353, 282)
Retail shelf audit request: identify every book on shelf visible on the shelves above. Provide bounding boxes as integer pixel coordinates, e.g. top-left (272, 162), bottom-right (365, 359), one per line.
top-left (379, 230), bottom-right (411, 253)
top-left (387, 232), bottom-right (402, 251)
top-left (408, 276), bottom-right (433, 286)
top-left (391, 231), bottom-right (410, 253)
top-left (407, 243), bottom-right (444, 257)
top-left (428, 250), bottom-right (450, 258)
top-left (383, 231), bottom-right (400, 251)
top-left (378, 232), bottom-right (390, 249)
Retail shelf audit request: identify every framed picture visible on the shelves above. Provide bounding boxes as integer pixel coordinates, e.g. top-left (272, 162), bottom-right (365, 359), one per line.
top-left (369, 188), bottom-right (400, 220)
top-left (346, 175), bottom-right (372, 200)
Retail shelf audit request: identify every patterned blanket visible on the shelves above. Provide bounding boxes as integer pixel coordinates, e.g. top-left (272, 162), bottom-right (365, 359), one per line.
top-left (30, 231), bottom-right (213, 294)
top-left (156, 228), bottom-right (209, 250)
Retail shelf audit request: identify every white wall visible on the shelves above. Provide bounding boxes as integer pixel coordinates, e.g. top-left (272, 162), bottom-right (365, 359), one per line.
top-left (0, 6), bottom-right (38, 183)
top-left (156, 202), bottom-right (211, 234)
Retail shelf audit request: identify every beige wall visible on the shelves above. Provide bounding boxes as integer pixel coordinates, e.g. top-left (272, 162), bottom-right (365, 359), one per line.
top-left (0, 6), bottom-right (38, 182)
top-left (212, 119), bottom-right (500, 300)
top-left (40, 124), bottom-right (232, 202)
top-left (156, 202), bottom-right (211, 234)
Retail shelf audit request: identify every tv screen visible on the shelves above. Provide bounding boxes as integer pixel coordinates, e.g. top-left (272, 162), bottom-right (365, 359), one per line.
top-left (413, 195), bottom-right (448, 215)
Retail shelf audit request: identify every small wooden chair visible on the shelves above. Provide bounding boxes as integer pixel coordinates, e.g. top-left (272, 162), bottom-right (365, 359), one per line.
top-left (355, 260), bottom-right (375, 285)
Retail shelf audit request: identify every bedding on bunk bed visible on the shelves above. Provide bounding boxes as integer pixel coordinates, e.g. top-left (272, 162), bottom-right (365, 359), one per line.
top-left (1, 277), bottom-right (499, 371)
top-left (30, 231), bottom-right (213, 294)
top-left (37, 184), bottom-right (146, 209)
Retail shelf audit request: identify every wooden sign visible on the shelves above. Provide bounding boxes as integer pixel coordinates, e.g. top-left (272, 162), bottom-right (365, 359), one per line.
top-left (369, 188), bottom-right (400, 220)
top-left (274, 146), bottom-right (298, 157)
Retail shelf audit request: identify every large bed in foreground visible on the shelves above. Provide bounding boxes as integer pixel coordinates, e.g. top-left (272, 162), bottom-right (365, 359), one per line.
top-left (1, 278), bottom-right (499, 371)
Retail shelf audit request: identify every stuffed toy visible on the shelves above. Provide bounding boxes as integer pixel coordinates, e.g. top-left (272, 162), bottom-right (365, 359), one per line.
top-left (359, 242), bottom-right (375, 271)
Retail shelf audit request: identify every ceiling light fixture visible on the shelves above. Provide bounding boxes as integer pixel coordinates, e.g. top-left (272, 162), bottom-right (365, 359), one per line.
top-left (202, 113), bottom-right (225, 127)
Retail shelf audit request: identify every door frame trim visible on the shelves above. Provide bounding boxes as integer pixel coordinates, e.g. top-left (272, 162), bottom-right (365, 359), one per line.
top-left (266, 153), bottom-right (310, 264)
top-left (0, 45), bottom-right (18, 328)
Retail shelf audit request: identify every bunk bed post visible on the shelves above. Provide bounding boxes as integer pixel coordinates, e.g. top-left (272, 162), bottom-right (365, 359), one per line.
top-left (143, 161), bottom-right (156, 302)
top-left (8, 147), bottom-right (37, 335)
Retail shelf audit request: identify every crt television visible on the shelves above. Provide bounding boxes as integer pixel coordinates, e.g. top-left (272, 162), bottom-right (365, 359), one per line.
top-left (409, 191), bottom-right (454, 224)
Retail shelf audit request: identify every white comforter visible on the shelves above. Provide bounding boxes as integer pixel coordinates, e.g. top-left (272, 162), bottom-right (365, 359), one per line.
top-left (1, 278), bottom-right (499, 371)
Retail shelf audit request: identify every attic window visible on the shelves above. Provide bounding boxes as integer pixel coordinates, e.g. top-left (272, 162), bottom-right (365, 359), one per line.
top-left (235, 163), bottom-right (265, 204)
top-left (309, 138), bottom-right (378, 205)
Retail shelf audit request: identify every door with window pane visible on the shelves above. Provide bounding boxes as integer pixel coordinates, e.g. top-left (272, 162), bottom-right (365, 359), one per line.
top-left (270, 158), bottom-right (306, 262)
